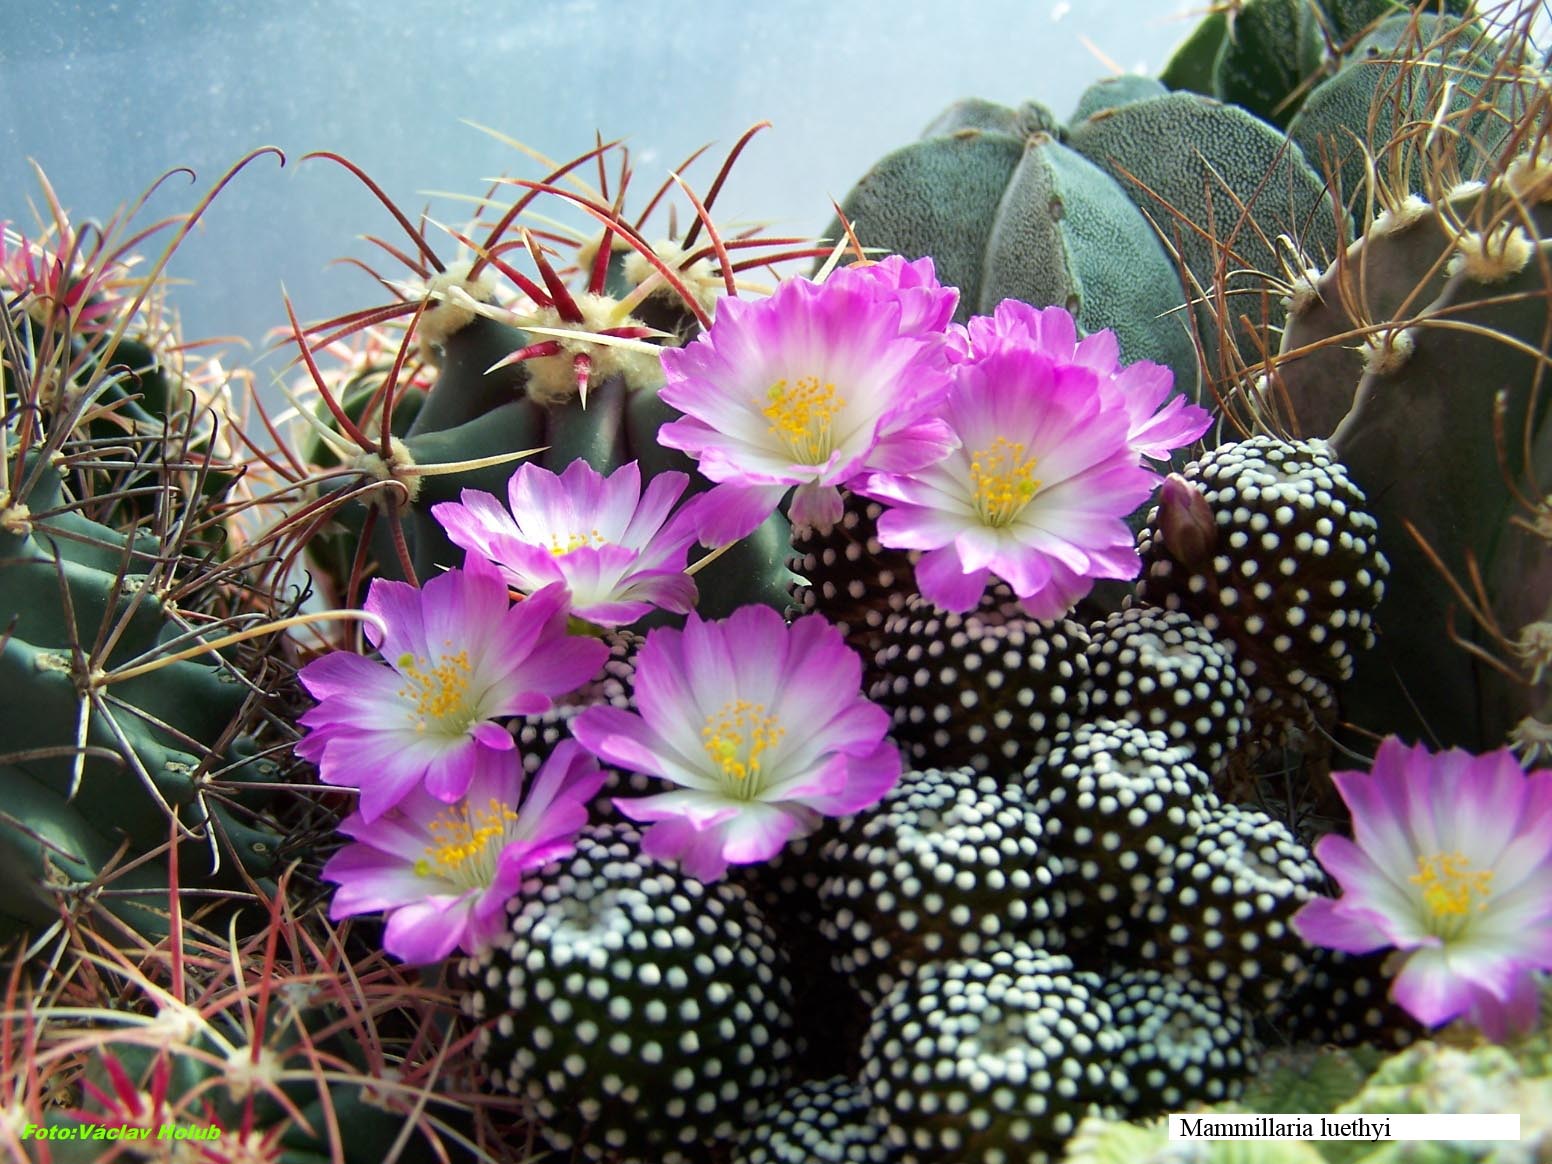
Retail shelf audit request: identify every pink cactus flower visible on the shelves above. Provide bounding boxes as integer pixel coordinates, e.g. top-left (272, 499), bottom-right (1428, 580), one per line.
top-left (571, 605), bottom-right (900, 881)
top-left (1294, 736), bottom-right (1552, 1041)
top-left (656, 262), bottom-right (957, 543)
top-left (323, 742), bottom-right (605, 963)
top-left (432, 459), bottom-right (699, 627)
top-left (296, 565), bottom-right (607, 820)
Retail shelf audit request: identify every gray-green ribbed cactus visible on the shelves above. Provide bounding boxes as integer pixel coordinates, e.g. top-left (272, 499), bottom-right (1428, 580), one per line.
top-left (828, 96), bottom-right (1201, 398)
top-left (829, 76), bottom-right (1341, 404)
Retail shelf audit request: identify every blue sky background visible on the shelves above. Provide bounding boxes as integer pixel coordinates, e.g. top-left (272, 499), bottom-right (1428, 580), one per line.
top-left (0, 0), bottom-right (1199, 379)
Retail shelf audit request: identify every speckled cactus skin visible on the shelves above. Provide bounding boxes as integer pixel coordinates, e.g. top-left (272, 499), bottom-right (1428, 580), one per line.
top-left (833, 79), bottom-right (1343, 403)
top-left (1287, 13), bottom-right (1536, 213)
top-left (1067, 89), bottom-right (1342, 371)
top-left (1268, 170), bottom-right (1552, 754)
top-left (828, 102), bottom-right (1203, 402)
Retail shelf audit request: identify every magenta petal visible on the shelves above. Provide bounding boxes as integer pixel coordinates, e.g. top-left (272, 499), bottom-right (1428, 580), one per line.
top-left (788, 482), bottom-right (845, 531)
top-left (381, 896), bottom-right (473, 964)
top-left (1291, 896), bottom-right (1394, 955)
top-left (694, 482), bottom-right (789, 546)
top-left (719, 804), bottom-right (800, 865)
top-left (420, 746), bottom-right (481, 804)
top-left (322, 847), bottom-right (429, 916)
top-left (470, 722), bottom-right (515, 751)
top-left (641, 816), bottom-right (729, 881)
top-left (914, 548), bottom-right (989, 612)
top-left (1467, 967), bottom-right (1543, 1042)
top-left (298, 649), bottom-right (393, 702)
top-left (1391, 948), bottom-right (1473, 1028)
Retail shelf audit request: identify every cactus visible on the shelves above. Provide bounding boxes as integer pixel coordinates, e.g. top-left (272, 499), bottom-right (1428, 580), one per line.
top-left (14, 874), bottom-right (500, 1164)
top-left (0, 155), bottom-right (305, 943)
top-left (1161, 0), bottom-right (1477, 128)
top-left (1245, 105), bottom-right (1552, 755)
top-left (1066, 87), bottom-right (1341, 373)
top-left (829, 69), bottom-right (1346, 409)
top-left (1287, 12), bottom-right (1537, 213)
top-left (827, 100), bottom-right (1204, 399)
top-left (287, 131), bottom-right (821, 622)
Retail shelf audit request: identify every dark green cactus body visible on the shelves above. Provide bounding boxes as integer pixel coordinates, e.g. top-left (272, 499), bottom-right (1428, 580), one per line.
top-left (0, 458), bottom-right (283, 938)
top-left (0, 761), bottom-right (172, 939)
top-left (1211, 0), bottom-right (1320, 126)
top-left (1160, 7), bottom-right (1229, 95)
top-left (1163, 0), bottom-right (1481, 130)
top-left (315, 289), bottom-right (796, 619)
top-left (1273, 177), bottom-right (1552, 753)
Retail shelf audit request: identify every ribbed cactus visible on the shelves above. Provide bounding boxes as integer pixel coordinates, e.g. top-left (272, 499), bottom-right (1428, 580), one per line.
top-left (1163, 0), bottom-right (1477, 130)
top-left (1287, 12), bottom-right (1537, 213)
top-left (294, 136), bottom-right (810, 618)
top-left (0, 156), bottom-right (296, 942)
top-left (21, 875), bottom-right (494, 1164)
top-left (1254, 133), bottom-right (1552, 755)
top-left (829, 69), bottom-right (1344, 409)
top-left (827, 97), bottom-right (1203, 397)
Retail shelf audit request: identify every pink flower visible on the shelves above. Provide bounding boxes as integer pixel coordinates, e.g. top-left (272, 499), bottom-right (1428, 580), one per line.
top-left (323, 742), bottom-right (606, 963)
top-left (656, 263), bottom-right (957, 543)
top-left (825, 254), bottom-right (960, 336)
top-left (1293, 737), bottom-right (1552, 1042)
top-left (856, 343), bottom-right (1158, 618)
top-left (296, 564), bottom-right (607, 821)
top-left (570, 605), bottom-right (901, 881)
top-left (956, 301), bottom-right (1210, 463)
top-left (431, 459), bottom-right (699, 627)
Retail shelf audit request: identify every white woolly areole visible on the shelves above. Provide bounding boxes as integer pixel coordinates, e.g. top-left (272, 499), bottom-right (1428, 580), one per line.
top-left (1504, 150), bottom-right (1552, 204)
top-left (351, 435), bottom-right (421, 507)
top-left (1357, 327), bottom-right (1417, 376)
top-left (1280, 267), bottom-right (1325, 315)
top-left (1370, 194), bottom-right (1432, 238)
top-left (622, 239), bottom-right (724, 321)
top-left (523, 292), bottom-right (665, 405)
top-left (1447, 223), bottom-right (1536, 284)
top-left (416, 261), bottom-right (498, 346)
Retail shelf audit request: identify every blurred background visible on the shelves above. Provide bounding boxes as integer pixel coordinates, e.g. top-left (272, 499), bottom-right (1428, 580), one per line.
top-left (0, 0), bottom-right (1196, 383)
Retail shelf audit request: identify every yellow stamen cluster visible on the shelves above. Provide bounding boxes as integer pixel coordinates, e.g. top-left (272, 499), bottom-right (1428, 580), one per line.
top-left (702, 699), bottom-right (785, 796)
top-left (415, 797), bottom-right (519, 883)
top-left (397, 648), bottom-right (473, 731)
top-left (764, 376), bottom-right (845, 464)
top-left (969, 437), bottom-right (1042, 527)
top-left (548, 528), bottom-right (610, 556)
top-left (1411, 851), bottom-right (1493, 934)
